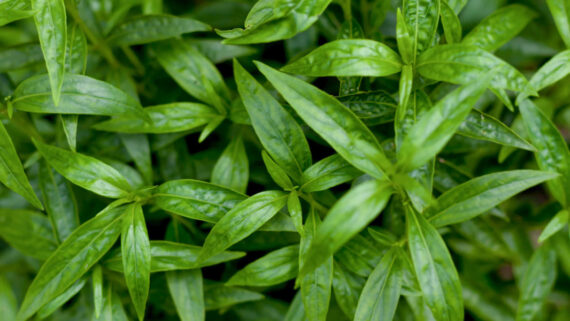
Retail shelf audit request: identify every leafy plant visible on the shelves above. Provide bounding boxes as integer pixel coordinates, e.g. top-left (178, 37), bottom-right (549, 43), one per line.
top-left (0, 0), bottom-right (569, 321)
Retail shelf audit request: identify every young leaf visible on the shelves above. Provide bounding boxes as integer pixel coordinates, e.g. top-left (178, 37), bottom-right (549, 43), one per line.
top-left (166, 269), bottom-right (205, 321)
top-left (0, 122), bottom-right (43, 209)
top-left (300, 154), bottom-right (362, 193)
top-left (65, 23), bottom-right (87, 74)
top-left (198, 191), bottom-right (288, 262)
top-left (461, 5), bottom-right (536, 52)
top-left (0, 209), bottom-right (57, 260)
top-left (32, 0), bottom-right (67, 106)
top-left (211, 135), bottom-right (249, 193)
top-left (519, 99), bottom-right (570, 206)
top-left (396, 8), bottom-right (414, 64)
top-left (34, 140), bottom-right (133, 198)
top-left (406, 205), bottom-right (463, 321)
top-left (516, 244), bottom-right (557, 321)
top-left (395, 64), bottom-right (414, 150)
top-left (281, 39), bottom-right (402, 77)
top-left (546, 0), bottom-right (570, 48)
top-left (227, 244), bottom-right (299, 287)
top-left (299, 179), bottom-right (393, 277)
top-left (262, 151), bottom-right (294, 190)
top-left (121, 203), bottom-right (151, 321)
top-left (257, 61), bottom-right (392, 179)
top-left (12, 74), bottom-right (145, 117)
top-left (287, 191), bottom-right (304, 235)
top-left (441, 1), bottom-right (462, 44)
top-left (527, 50), bottom-right (570, 94)
top-left (426, 170), bottom-right (557, 227)
top-left (538, 209), bottom-right (568, 243)
top-left (354, 247), bottom-right (401, 321)
top-left (17, 205), bottom-right (126, 321)
top-left (107, 15), bottom-right (210, 46)
top-left (93, 265), bottom-right (103, 319)
top-left (402, 0), bottom-right (440, 55)
top-left (234, 59), bottom-right (311, 182)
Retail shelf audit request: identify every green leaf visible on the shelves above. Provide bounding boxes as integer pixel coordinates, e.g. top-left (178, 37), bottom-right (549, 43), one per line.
top-left (120, 134), bottom-right (153, 185)
top-left (300, 179), bottom-right (393, 277)
top-left (546, 0), bottom-right (570, 48)
top-left (12, 74), bottom-right (145, 117)
top-left (198, 191), bottom-right (288, 262)
top-left (462, 279), bottom-right (515, 321)
top-left (416, 44), bottom-right (534, 94)
top-left (300, 154), bottom-right (362, 193)
top-left (457, 109), bottom-right (536, 151)
top-left (16, 205), bottom-right (125, 321)
top-left (60, 115), bottom-right (78, 151)
top-left (397, 79), bottom-right (489, 172)
top-left (216, 0), bottom-right (333, 44)
top-left (0, 209), bottom-right (57, 260)
top-left (519, 99), bottom-right (570, 206)
top-left (32, 0), bottom-right (66, 106)
top-left (152, 40), bottom-right (231, 113)
top-left (189, 39), bottom-right (257, 64)
top-left (0, 1), bottom-right (34, 27)
top-left (257, 61), bottom-right (392, 179)
top-left (516, 244), bottom-right (557, 321)
top-left (34, 140), bottom-right (133, 198)
top-left (167, 269), bottom-right (205, 321)
top-left (354, 247), bottom-right (401, 321)
top-left (39, 160), bottom-right (79, 242)
top-left (93, 265), bottom-right (104, 319)
top-left (234, 59), bottom-right (311, 182)
top-left (441, 1), bottom-right (462, 44)
top-left (402, 0), bottom-right (440, 56)
top-left (107, 15), bottom-right (210, 46)
top-left (396, 8), bottom-right (414, 64)
top-left (94, 102), bottom-right (219, 134)
top-left (0, 43), bottom-right (43, 73)
top-left (527, 49), bottom-right (570, 94)
top-left (338, 90), bottom-right (397, 126)
top-left (0, 121), bottom-right (43, 209)
top-left (461, 5), bottom-right (536, 52)
top-left (212, 135), bottom-right (249, 193)
top-left (332, 261), bottom-right (365, 319)
top-left (227, 244), bottom-right (299, 286)
top-left (104, 241), bottom-right (245, 272)
top-left (281, 39), bottom-right (402, 77)
top-left (262, 150), bottom-right (294, 190)
top-left (538, 209), bottom-right (568, 243)
top-left (36, 277), bottom-right (86, 319)
top-left (405, 205), bottom-right (463, 321)
top-left (204, 284), bottom-right (264, 310)
top-left (154, 179), bottom-right (246, 222)
top-left (65, 23), bottom-right (87, 74)
top-left (395, 64), bottom-right (414, 150)
top-left (300, 208), bottom-right (333, 321)
top-left (426, 170), bottom-right (557, 227)
top-left (121, 203), bottom-right (150, 321)
top-left (0, 275), bottom-right (17, 321)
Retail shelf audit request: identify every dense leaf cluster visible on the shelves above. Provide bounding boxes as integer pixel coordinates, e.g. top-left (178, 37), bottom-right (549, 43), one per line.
top-left (0, 0), bottom-right (569, 321)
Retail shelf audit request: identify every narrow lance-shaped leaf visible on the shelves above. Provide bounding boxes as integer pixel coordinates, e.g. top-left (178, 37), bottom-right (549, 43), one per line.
top-left (121, 203), bottom-right (151, 321)
top-left (257, 61), bottom-right (392, 179)
top-left (36, 277), bottom-right (86, 319)
top-left (538, 209), bottom-right (568, 243)
top-left (354, 247), bottom-right (402, 321)
top-left (395, 64), bottom-right (414, 150)
top-left (546, 0), bottom-right (570, 48)
top-left (93, 265), bottom-right (103, 319)
top-left (204, 285), bottom-right (264, 310)
top-left (0, 209), bottom-right (57, 260)
top-left (526, 50), bottom-right (570, 96)
top-left (167, 269), bottom-right (205, 321)
top-left (120, 134), bottom-right (153, 185)
top-left (234, 59), bottom-right (311, 182)
top-left (332, 261), bottom-right (365, 319)
top-left (287, 191), bottom-right (304, 235)
top-left (32, 0), bottom-right (67, 105)
top-left (34, 139), bottom-right (133, 198)
top-left (198, 191), bottom-right (288, 262)
top-left (461, 5), bottom-right (536, 52)
top-left (211, 135), bottom-right (249, 193)
top-left (426, 170), bottom-right (557, 227)
top-left (263, 151), bottom-right (294, 190)
top-left (300, 154), bottom-right (362, 193)
top-left (281, 39), bottom-right (402, 77)
top-left (519, 99), bottom-right (570, 206)
top-left (402, 0), bottom-right (440, 56)
top-left (0, 1), bottom-right (34, 27)
top-left (65, 22), bottom-right (87, 74)
top-left (16, 205), bottom-right (126, 321)
top-left (397, 76), bottom-right (490, 172)
top-left (441, 1), bottom-right (462, 44)
top-left (0, 122), bottom-right (43, 209)
top-left (0, 275), bottom-right (17, 321)
top-left (396, 8), bottom-right (414, 64)
top-left (300, 179), bottom-right (393, 277)
top-left (516, 244), bottom-right (557, 321)
top-left (338, 90), bottom-right (397, 126)
top-left (406, 205), bottom-right (463, 321)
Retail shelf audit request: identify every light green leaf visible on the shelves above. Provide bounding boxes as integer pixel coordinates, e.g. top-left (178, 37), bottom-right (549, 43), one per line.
top-left (300, 154), bottom-right (361, 193)
top-left (12, 74), bottom-right (145, 117)
top-left (519, 99), bottom-right (570, 206)
top-left (121, 203), bottom-right (151, 321)
top-left (281, 39), bottom-right (402, 77)
top-left (0, 121), bottom-right (43, 209)
top-left (32, 0), bottom-right (66, 106)
top-left (546, 0), bottom-right (570, 48)
top-left (0, 1), bottom-right (34, 27)
top-left (402, 0), bottom-right (440, 56)
top-left (60, 115), bottom-right (78, 152)
top-left (426, 170), bottom-right (557, 227)
top-left (204, 284), bottom-right (264, 310)
top-left (34, 140), bottom-right (133, 198)
top-left (527, 50), bottom-right (570, 94)
top-left (354, 247), bottom-right (401, 321)
top-left (65, 22), bottom-right (87, 74)
top-left (93, 265), bottom-right (103, 319)
top-left (262, 151), bottom-right (294, 190)
top-left (227, 244), bottom-right (299, 287)
top-left (36, 277), bottom-right (86, 319)
top-left (441, 1), bottom-right (462, 44)
top-left (406, 205), bottom-right (463, 321)
top-left (300, 179), bottom-right (393, 277)
top-left (234, 59), bottom-right (311, 182)
top-left (16, 205), bottom-right (125, 321)
top-left (107, 15), bottom-right (210, 46)
top-left (0, 275), bottom-right (17, 321)
top-left (167, 269), bottom-right (205, 321)
top-left (538, 209), bottom-right (568, 243)
top-left (395, 64), bottom-right (414, 150)
top-left (212, 135), bottom-right (249, 193)
top-left (332, 261), bottom-right (365, 319)
top-left (396, 8), bottom-right (414, 64)
top-left (198, 191), bottom-right (288, 262)
top-left (257, 61), bottom-right (392, 179)
top-left (0, 209), bottom-right (57, 260)
top-left (462, 5), bottom-right (536, 52)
